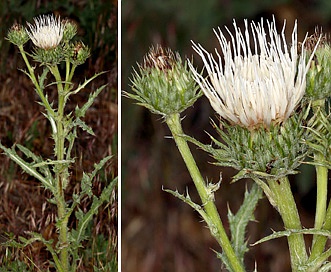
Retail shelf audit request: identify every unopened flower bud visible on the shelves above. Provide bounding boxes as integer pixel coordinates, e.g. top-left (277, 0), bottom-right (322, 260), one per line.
top-left (7, 23), bottom-right (29, 46)
top-left (62, 19), bottom-right (77, 42)
top-left (70, 41), bottom-right (90, 65)
top-left (128, 45), bottom-right (201, 116)
top-left (305, 29), bottom-right (331, 103)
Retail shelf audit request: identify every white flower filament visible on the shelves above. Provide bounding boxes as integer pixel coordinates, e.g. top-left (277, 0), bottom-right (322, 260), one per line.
top-left (26, 14), bottom-right (64, 49)
top-left (189, 18), bottom-right (314, 129)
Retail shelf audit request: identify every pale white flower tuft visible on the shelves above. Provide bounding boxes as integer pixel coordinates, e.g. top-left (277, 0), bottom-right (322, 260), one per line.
top-left (26, 14), bottom-right (64, 49)
top-left (189, 18), bottom-right (316, 129)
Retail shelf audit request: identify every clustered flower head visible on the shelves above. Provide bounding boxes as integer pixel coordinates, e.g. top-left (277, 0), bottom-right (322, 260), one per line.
top-left (189, 17), bottom-right (316, 130)
top-left (8, 13), bottom-right (90, 66)
top-left (26, 14), bottom-right (65, 49)
top-left (129, 45), bottom-right (200, 116)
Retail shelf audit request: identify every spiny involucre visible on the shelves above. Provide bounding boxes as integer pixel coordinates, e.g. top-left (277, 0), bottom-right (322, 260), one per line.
top-left (129, 45), bottom-right (200, 116)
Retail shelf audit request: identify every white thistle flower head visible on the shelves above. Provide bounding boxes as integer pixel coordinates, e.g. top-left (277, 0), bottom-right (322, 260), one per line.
top-left (26, 14), bottom-right (64, 49)
top-left (189, 17), bottom-right (317, 129)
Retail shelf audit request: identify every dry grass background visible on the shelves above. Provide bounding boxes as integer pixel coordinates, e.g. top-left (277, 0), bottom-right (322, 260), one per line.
top-left (0, 1), bottom-right (118, 271)
top-left (122, 1), bottom-right (331, 271)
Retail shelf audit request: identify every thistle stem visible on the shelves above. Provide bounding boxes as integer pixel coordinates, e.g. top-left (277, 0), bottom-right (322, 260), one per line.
top-left (64, 59), bottom-right (77, 93)
top-left (268, 177), bottom-right (307, 271)
top-left (306, 200), bottom-right (331, 271)
top-left (308, 153), bottom-right (328, 262)
top-left (50, 65), bottom-right (69, 271)
top-left (18, 45), bottom-right (69, 272)
top-left (166, 113), bottom-right (244, 272)
top-left (18, 45), bottom-right (54, 117)
top-left (306, 99), bottom-right (330, 266)
top-left (314, 160), bottom-right (328, 230)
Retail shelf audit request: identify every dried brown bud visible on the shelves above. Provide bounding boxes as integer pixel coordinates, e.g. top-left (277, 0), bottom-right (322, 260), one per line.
top-left (11, 23), bottom-right (23, 32)
top-left (300, 27), bottom-right (329, 53)
top-left (142, 45), bottom-right (176, 71)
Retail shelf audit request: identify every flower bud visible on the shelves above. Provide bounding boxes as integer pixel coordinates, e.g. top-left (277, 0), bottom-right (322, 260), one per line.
top-left (70, 41), bottom-right (90, 65)
top-left (128, 45), bottom-right (201, 116)
top-left (7, 23), bottom-right (29, 46)
top-left (305, 29), bottom-right (331, 103)
top-left (62, 19), bottom-right (77, 42)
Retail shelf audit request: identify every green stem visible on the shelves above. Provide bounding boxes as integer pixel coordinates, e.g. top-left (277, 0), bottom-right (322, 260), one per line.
top-left (50, 65), bottom-right (69, 271)
top-left (166, 113), bottom-right (244, 272)
top-left (314, 159), bottom-right (328, 230)
top-left (307, 183), bottom-right (331, 272)
top-left (56, 182), bottom-right (69, 272)
top-left (268, 177), bottom-right (307, 271)
top-left (307, 100), bottom-right (329, 267)
top-left (308, 152), bottom-right (328, 262)
top-left (18, 44), bottom-right (70, 272)
top-left (50, 65), bottom-right (65, 94)
top-left (17, 45), bottom-right (54, 117)
top-left (309, 247), bottom-right (331, 272)
top-left (64, 59), bottom-right (77, 94)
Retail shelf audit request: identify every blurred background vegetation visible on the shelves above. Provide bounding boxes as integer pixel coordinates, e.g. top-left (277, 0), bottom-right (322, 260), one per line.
top-left (0, 0), bottom-right (117, 271)
top-left (122, 0), bottom-right (331, 271)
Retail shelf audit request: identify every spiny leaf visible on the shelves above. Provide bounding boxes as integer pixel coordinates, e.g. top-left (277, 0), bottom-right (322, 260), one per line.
top-left (252, 228), bottom-right (331, 246)
top-left (16, 144), bottom-right (53, 180)
top-left (66, 71), bottom-right (108, 99)
top-left (228, 183), bottom-right (263, 263)
top-left (163, 187), bottom-right (221, 245)
top-left (66, 130), bottom-right (77, 161)
top-left (19, 232), bottom-right (63, 272)
top-left (0, 142), bottom-right (54, 191)
top-left (163, 187), bottom-right (209, 222)
top-left (81, 172), bottom-right (93, 197)
top-left (74, 176), bottom-right (117, 244)
top-left (38, 66), bottom-right (50, 89)
top-left (73, 118), bottom-right (95, 135)
top-left (75, 84), bottom-right (107, 118)
top-left (66, 156), bottom-right (114, 224)
top-left (214, 250), bottom-right (234, 272)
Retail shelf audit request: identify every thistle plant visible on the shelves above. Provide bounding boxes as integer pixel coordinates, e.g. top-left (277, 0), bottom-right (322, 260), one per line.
top-left (127, 45), bottom-right (260, 271)
top-left (2, 14), bottom-right (117, 271)
top-left (127, 16), bottom-right (331, 272)
top-left (188, 18), bottom-right (316, 271)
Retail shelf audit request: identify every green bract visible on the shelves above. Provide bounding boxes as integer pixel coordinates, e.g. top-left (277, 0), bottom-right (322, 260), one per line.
top-left (128, 45), bottom-right (201, 116)
top-left (62, 20), bottom-right (77, 42)
top-left (32, 46), bottom-right (65, 64)
top-left (70, 42), bottom-right (90, 66)
top-left (305, 32), bottom-right (331, 101)
top-left (201, 114), bottom-right (308, 182)
top-left (306, 46), bottom-right (331, 101)
top-left (7, 24), bottom-right (29, 46)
